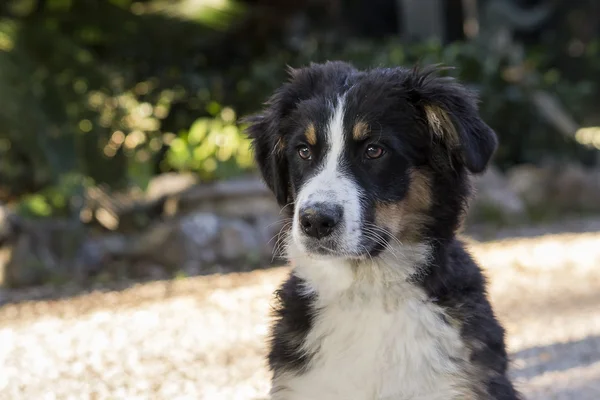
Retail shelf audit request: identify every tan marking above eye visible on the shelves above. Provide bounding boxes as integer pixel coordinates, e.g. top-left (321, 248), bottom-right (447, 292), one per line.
top-left (352, 121), bottom-right (370, 141)
top-left (305, 123), bottom-right (317, 146)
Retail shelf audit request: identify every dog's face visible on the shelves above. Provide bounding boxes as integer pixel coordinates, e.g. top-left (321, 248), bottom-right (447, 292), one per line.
top-left (247, 62), bottom-right (497, 259)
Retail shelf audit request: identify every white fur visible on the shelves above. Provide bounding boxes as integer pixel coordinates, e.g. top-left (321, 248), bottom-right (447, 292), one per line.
top-left (273, 241), bottom-right (472, 400)
top-left (292, 97), bottom-right (363, 255)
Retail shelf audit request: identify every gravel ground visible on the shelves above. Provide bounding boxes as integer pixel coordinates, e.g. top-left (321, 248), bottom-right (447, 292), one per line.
top-left (1, 230), bottom-right (600, 399)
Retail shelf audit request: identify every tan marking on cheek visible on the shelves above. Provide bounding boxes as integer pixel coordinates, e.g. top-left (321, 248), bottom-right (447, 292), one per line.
top-left (304, 123), bottom-right (317, 146)
top-left (404, 168), bottom-right (433, 212)
top-left (424, 104), bottom-right (459, 146)
top-left (352, 121), bottom-right (369, 141)
top-left (374, 168), bottom-right (433, 242)
top-left (375, 202), bottom-right (403, 237)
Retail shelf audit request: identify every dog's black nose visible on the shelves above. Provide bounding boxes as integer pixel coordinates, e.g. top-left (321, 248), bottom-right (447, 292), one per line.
top-left (299, 203), bottom-right (343, 239)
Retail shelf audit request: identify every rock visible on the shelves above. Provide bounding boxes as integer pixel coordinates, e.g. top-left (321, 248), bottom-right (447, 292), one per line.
top-left (0, 203), bottom-right (14, 242)
top-left (1, 216), bottom-right (87, 288)
top-left (146, 173), bottom-right (198, 201)
top-left (1, 231), bottom-right (60, 288)
top-left (469, 166), bottom-right (526, 224)
top-left (132, 262), bottom-right (171, 280)
top-left (115, 212), bottom-right (267, 274)
top-left (0, 204), bottom-right (15, 287)
top-left (507, 163), bottom-right (600, 216)
top-left (178, 212), bottom-right (221, 264)
top-left (553, 164), bottom-right (600, 212)
top-left (75, 233), bottom-right (137, 281)
top-left (107, 212), bottom-right (221, 274)
top-left (179, 212), bottom-right (220, 249)
top-left (218, 219), bottom-right (262, 262)
top-left (0, 243), bottom-right (12, 287)
top-left (507, 164), bottom-right (553, 209)
top-left (128, 222), bottom-right (190, 271)
top-left (182, 261), bottom-right (202, 277)
top-left (175, 178), bottom-right (279, 219)
top-left (77, 234), bottom-right (129, 270)
top-left (1, 176), bottom-right (289, 286)
top-left (73, 210), bottom-right (275, 279)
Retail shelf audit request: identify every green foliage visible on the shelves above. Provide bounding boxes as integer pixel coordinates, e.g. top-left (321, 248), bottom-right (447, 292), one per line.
top-left (166, 105), bottom-right (253, 180)
top-left (16, 173), bottom-right (93, 218)
top-left (1, 0), bottom-right (599, 218)
top-left (1, 0), bottom-right (253, 208)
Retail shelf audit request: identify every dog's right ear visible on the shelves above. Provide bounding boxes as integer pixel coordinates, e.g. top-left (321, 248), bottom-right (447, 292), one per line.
top-left (244, 110), bottom-right (290, 206)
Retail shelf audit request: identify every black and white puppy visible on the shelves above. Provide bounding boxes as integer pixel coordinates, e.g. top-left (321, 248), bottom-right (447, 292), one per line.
top-left (246, 61), bottom-right (520, 400)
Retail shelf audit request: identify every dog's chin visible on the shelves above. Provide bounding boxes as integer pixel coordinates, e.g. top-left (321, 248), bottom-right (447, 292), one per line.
top-left (293, 236), bottom-right (381, 261)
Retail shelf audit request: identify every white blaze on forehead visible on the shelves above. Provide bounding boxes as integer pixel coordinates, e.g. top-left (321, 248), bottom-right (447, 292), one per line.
top-left (325, 98), bottom-right (346, 174)
top-left (292, 96), bottom-right (363, 256)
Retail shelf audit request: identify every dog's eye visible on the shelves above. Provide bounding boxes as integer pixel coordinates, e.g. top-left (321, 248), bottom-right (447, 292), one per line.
top-left (365, 145), bottom-right (384, 159)
top-left (298, 146), bottom-right (312, 160)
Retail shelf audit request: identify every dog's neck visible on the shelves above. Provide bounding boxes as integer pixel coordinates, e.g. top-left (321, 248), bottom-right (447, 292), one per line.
top-left (287, 240), bottom-right (433, 306)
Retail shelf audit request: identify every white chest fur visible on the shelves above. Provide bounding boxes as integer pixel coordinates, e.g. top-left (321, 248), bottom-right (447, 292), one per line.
top-left (271, 254), bottom-right (473, 400)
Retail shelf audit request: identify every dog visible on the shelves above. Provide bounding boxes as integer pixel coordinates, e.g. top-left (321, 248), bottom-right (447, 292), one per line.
top-left (245, 61), bottom-right (520, 400)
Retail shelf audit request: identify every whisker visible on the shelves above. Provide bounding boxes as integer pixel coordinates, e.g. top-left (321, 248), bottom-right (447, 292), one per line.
top-left (267, 222), bottom-right (293, 246)
top-left (265, 217), bottom-right (293, 230)
top-left (363, 223), bottom-right (404, 249)
top-left (363, 229), bottom-right (410, 262)
top-left (360, 244), bottom-right (374, 264)
top-left (362, 232), bottom-right (401, 261)
top-left (272, 236), bottom-right (289, 263)
top-left (279, 201), bottom-right (295, 215)
top-left (361, 229), bottom-right (396, 254)
top-left (270, 223), bottom-right (293, 262)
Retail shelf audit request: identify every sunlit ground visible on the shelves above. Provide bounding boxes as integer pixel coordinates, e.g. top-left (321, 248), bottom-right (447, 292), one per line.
top-left (1, 231), bottom-right (600, 399)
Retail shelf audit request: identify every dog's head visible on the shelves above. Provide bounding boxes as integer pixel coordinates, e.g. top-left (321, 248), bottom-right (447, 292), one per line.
top-left (246, 61), bottom-right (497, 260)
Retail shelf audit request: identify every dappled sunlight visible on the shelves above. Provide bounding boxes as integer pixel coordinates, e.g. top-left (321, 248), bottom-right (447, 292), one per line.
top-left (469, 232), bottom-right (600, 353)
top-left (576, 126), bottom-right (600, 150)
top-left (471, 232), bottom-right (600, 272)
top-left (129, 0), bottom-right (246, 30)
top-left (0, 0), bottom-right (256, 214)
top-left (0, 268), bottom-right (284, 399)
top-left (0, 20), bottom-right (15, 51)
top-left (167, 105), bottom-right (254, 179)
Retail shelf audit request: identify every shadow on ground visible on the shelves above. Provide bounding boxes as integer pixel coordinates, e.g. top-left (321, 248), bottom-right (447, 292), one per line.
top-left (511, 335), bottom-right (600, 380)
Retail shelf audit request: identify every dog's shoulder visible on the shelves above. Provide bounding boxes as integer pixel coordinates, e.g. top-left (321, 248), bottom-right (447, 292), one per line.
top-left (268, 273), bottom-right (316, 374)
top-left (419, 239), bottom-right (521, 398)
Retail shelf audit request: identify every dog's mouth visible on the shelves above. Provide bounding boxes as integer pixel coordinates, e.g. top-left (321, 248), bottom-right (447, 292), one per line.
top-left (296, 229), bottom-right (391, 260)
top-left (298, 237), bottom-right (346, 258)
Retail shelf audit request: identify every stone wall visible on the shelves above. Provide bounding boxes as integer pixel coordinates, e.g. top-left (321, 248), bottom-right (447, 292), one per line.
top-left (1, 164), bottom-right (600, 288)
top-left (1, 176), bottom-right (283, 288)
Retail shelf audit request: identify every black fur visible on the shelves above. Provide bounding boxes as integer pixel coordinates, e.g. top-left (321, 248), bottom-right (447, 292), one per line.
top-left (246, 61), bottom-right (520, 399)
top-left (267, 274), bottom-right (317, 375)
top-left (423, 241), bottom-right (521, 399)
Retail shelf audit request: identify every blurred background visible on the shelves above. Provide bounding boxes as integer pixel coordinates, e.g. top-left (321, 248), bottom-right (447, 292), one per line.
top-left (0, 0), bottom-right (599, 399)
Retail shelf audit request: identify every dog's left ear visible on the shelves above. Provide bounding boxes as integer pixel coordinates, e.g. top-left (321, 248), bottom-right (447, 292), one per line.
top-left (411, 68), bottom-right (498, 174)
